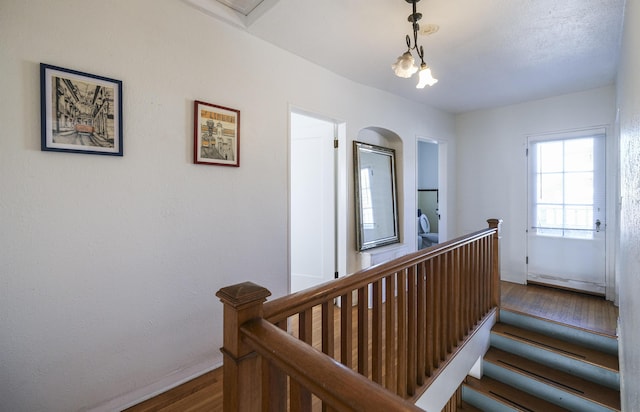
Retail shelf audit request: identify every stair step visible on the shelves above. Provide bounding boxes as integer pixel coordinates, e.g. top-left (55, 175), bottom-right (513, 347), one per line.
top-left (458, 401), bottom-right (483, 411)
top-left (500, 309), bottom-right (618, 356)
top-left (463, 376), bottom-right (569, 412)
top-left (484, 347), bottom-right (621, 411)
top-left (492, 322), bottom-right (618, 371)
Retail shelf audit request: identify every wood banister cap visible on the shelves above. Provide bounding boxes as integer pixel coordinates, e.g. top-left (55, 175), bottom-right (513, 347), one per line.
top-left (487, 218), bottom-right (503, 232)
top-left (216, 282), bottom-right (271, 307)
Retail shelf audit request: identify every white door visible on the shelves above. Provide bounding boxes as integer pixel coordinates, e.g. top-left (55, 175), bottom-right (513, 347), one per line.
top-left (290, 112), bottom-right (336, 293)
top-left (527, 128), bottom-right (606, 294)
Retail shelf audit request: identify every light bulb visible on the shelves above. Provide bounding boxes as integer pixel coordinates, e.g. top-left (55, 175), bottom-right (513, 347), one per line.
top-left (416, 64), bottom-right (438, 88)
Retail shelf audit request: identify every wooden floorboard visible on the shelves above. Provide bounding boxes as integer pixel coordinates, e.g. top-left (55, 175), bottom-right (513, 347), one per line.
top-left (500, 281), bottom-right (618, 337)
top-left (122, 367), bottom-right (222, 412)
top-left (124, 281), bottom-right (619, 411)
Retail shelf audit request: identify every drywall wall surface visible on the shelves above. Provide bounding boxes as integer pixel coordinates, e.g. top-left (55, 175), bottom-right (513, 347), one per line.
top-left (455, 86), bottom-right (616, 283)
top-left (0, 0), bottom-right (455, 410)
top-left (615, 0), bottom-right (640, 409)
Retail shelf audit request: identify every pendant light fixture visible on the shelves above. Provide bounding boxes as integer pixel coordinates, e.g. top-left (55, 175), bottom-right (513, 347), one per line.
top-left (391, 0), bottom-right (438, 89)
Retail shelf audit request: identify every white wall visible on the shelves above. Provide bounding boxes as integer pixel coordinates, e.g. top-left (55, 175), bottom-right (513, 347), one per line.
top-left (0, 1), bottom-right (456, 410)
top-left (615, 0), bottom-right (640, 408)
top-left (418, 140), bottom-right (438, 189)
top-left (455, 86), bottom-right (616, 283)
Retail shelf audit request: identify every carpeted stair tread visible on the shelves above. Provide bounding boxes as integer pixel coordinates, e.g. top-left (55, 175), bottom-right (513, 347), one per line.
top-left (485, 347), bottom-right (621, 411)
top-left (492, 322), bottom-right (619, 372)
top-left (464, 376), bottom-right (569, 411)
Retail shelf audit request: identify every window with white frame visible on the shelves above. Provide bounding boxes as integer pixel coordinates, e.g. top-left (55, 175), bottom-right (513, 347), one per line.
top-left (529, 135), bottom-right (604, 239)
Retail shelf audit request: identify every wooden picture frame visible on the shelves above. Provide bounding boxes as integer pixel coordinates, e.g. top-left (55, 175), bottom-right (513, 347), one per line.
top-left (194, 100), bottom-right (240, 167)
top-left (40, 63), bottom-right (123, 156)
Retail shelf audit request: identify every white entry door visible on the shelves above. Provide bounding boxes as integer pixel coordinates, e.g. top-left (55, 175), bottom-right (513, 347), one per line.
top-left (527, 128), bottom-right (606, 294)
top-left (290, 112), bottom-right (336, 293)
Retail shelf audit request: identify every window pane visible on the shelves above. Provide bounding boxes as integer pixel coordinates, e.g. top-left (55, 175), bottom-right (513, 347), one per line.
top-left (564, 138), bottom-right (593, 172)
top-left (537, 227), bottom-right (563, 237)
top-left (536, 204), bottom-right (563, 227)
top-left (564, 229), bottom-right (592, 239)
top-left (565, 172), bottom-right (593, 204)
top-left (538, 141), bottom-right (563, 172)
top-left (531, 135), bottom-right (599, 240)
top-left (538, 173), bottom-right (563, 203)
top-left (565, 205), bottom-right (593, 230)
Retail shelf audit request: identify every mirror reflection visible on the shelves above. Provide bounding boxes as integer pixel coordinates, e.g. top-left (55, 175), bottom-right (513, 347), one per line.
top-left (354, 141), bottom-right (399, 251)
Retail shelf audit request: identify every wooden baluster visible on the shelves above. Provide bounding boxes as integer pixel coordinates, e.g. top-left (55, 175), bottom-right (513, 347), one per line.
top-left (442, 252), bottom-right (450, 358)
top-left (452, 248), bottom-right (461, 346)
top-left (426, 258), bottom-right (435, 376)
top-left (488, 218), bottom-right (503, 318)
top-left (471, 240), bottom-right (479, 321)
top-left (397, 269), bottom-right (408, 397)
top-left (263, 319), bottom-right (287, 411)
top-left (322, 302), bottom-right (336, 412)
top-left (357, 286), bottom-right (369, 377)
top-left (461, 243), bottom-right (470, 334)
top-left (433, 255), bottom-right (444, 364)
top-left (459, 245), bottom-right (466, 337)
top-left (407, 265), bottom-right (417, 395)
top-left (482, 237), bottom-right (488, 314)
top-left (322, 301), bottom-right (335, 358)
top-left (484, 236), bottom-right (489, 314)
top-left (468, 242), bottom-right (476, 329)
top-left (372, 279), bottom-right (383, 384)
top-left (484, 235), bottom-right (491, 313)
top-left (216, 282), bottom-right (271, 412)
top-left (290, 308), bottom-right (313, 411)
top-left (384, 273), bottom-right (396, 392)
top-left (340, 292), bottom-right (353, 368)
top-left (416, 261), bottom-right (426, 385)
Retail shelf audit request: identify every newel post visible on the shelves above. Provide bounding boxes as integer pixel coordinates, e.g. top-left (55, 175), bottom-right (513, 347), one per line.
top-left (487, 219), bottom-right (503, 315)
top-left (217, 282), bottom-right (272, 412)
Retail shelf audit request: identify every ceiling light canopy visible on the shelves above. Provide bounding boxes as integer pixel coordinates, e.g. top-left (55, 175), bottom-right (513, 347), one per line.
top-left (215, 0), bottom-right (264, 16)
top-left (392, 0), bottom-right (438, 89)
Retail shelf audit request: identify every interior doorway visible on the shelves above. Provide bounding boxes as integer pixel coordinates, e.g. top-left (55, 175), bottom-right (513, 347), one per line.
top-left (290, 110), bottom-right (342, 293)
top-left (416, 138), bottom-right (446, 250)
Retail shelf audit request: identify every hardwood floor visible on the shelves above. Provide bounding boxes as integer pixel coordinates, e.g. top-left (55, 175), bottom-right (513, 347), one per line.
top-left (501, 281), bottom-right (618, 336)
top-left (124, 281), bottom-right (619, 411)
top-left (122, 367), bottom-right (223, 412)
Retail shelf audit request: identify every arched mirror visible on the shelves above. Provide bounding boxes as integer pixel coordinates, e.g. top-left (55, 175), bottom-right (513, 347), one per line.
top-left (354, 141), bottom-right (399, 251)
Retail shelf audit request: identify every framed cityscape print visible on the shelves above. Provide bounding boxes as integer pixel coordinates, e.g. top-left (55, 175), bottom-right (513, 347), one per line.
top-left (194, 100), bottom-right (240, 167)
top-left (40, 63), bottom-right (123, 156)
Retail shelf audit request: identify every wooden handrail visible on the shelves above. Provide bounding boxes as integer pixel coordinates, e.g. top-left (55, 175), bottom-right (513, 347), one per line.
top-left (241, 317), bottom-right (423, 412)
top-left (264, 227), bottom-right (495, 322)
top-left (218, 218), bottom-right (503, 411)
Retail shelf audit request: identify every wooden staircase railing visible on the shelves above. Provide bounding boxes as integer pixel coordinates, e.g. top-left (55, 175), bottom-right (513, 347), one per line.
top-left (217, 219), bottom-right (502, 411)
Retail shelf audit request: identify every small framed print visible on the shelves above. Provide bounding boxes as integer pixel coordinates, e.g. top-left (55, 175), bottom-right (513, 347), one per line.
top-left (194, 100), bottom-right (240, 167)
top-left (40, 63), bottom-right (123, 156)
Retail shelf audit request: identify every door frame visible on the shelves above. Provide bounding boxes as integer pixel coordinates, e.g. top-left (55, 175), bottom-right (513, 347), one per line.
top-left (524, 125), bottom-right (617, 300)
top-left (416, 136), bottom-right (447, 249)
top-left (288, 106), bottom-right (347, 293)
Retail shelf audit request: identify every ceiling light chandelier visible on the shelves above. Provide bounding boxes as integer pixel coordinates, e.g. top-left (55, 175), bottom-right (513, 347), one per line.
top-left (391, 0), bottom-right (438, 88)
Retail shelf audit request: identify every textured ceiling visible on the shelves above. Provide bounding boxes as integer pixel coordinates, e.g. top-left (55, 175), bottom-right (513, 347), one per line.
top-left (188, 0), bottom-right (626, 114)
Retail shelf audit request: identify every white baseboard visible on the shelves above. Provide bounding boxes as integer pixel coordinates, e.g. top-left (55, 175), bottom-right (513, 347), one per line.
top-left (85, 360), bottom-right (222, 412)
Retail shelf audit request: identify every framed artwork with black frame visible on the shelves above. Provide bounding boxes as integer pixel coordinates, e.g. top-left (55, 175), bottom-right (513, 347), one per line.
top-left (40, 63), bottom-right (123, 156)
top-left (193, 100), bottom-right (240, 167)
